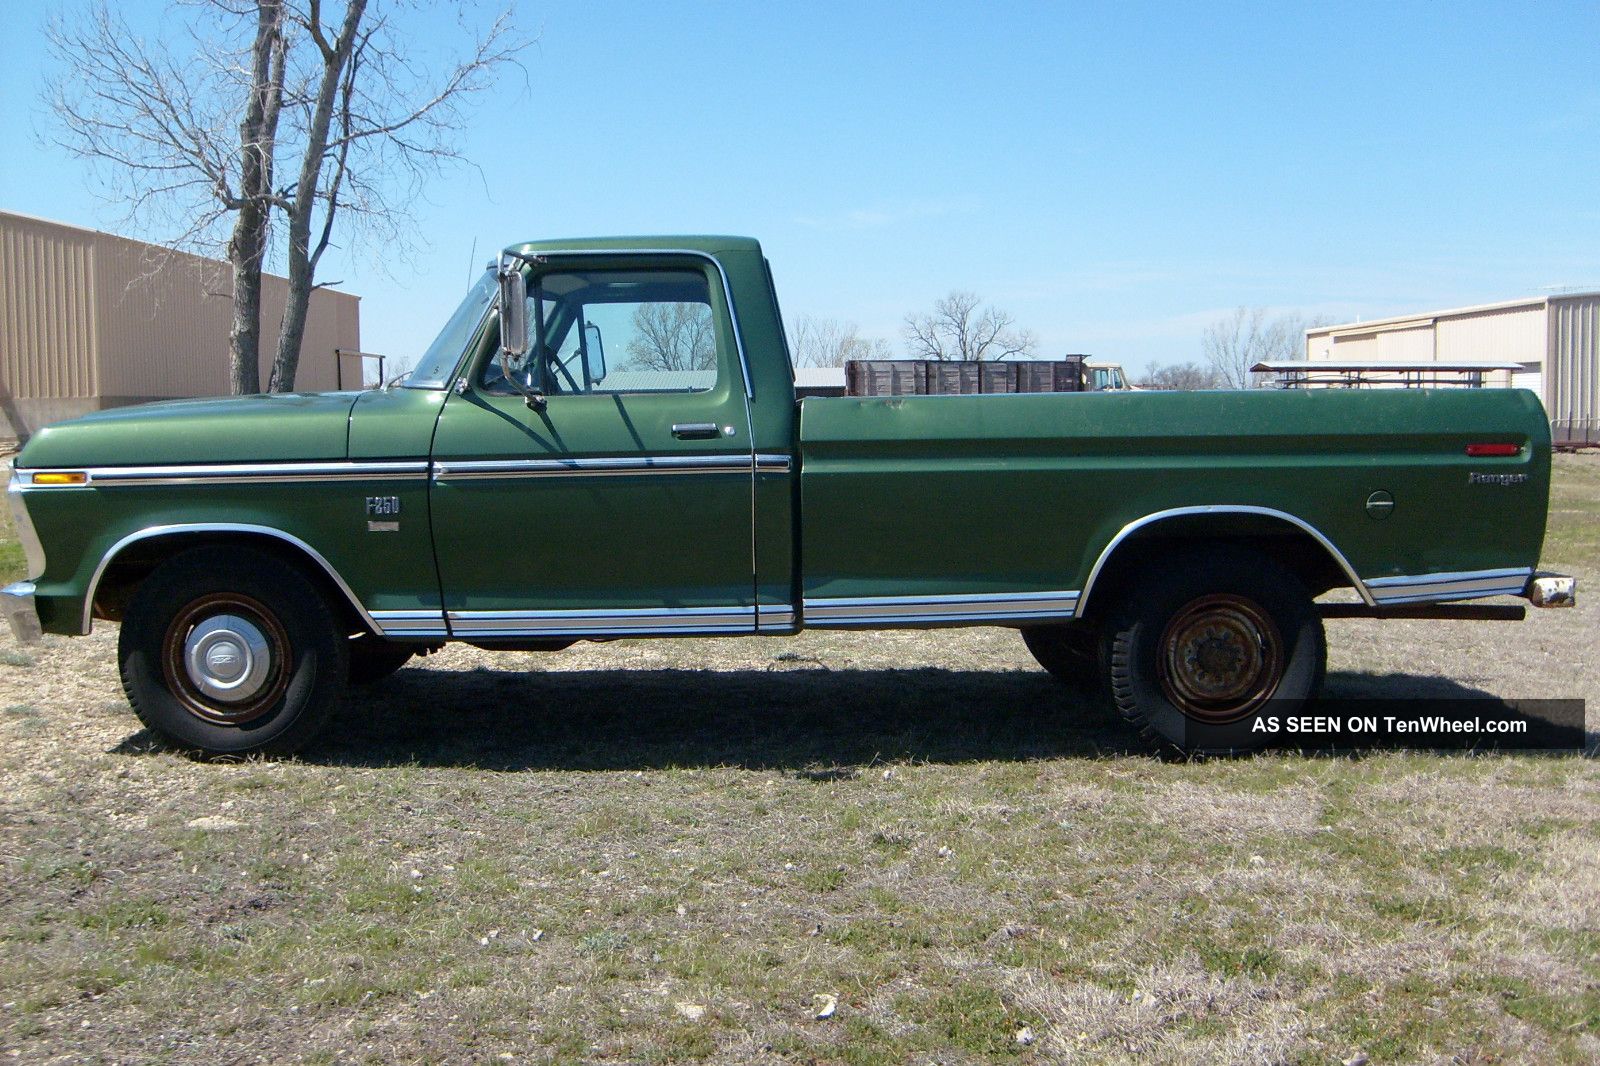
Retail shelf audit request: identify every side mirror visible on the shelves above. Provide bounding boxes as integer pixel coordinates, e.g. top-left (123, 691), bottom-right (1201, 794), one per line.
top-left (498, 268), bottom-right (529, 358)
top-left (583, 322), bottom-right (607, 384)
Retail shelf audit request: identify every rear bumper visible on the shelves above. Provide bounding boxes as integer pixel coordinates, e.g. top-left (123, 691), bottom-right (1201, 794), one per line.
top-left (1, 582), bottom-right (41, 644)
top-left (1525, 573), bottom-right (1577, 608)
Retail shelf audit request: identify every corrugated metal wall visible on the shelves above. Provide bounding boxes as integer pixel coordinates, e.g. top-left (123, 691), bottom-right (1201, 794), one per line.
top-left (1435, 304), bottom-right (1546, 365)
top-left (91, 226), bottom-right (355, 397)
top-left (1549, 295), bottom-right (1599, 443)
top-left (92, 231), bottom-right (240, 399)
top-left (0, 213), bottom-right (98, 399)
top-left (0, 212), bottom-right (359, 434)
top-left (1374, 325), bottom-right (1435, 361)
top-left (1321, 332), bottom-right (1377, 360)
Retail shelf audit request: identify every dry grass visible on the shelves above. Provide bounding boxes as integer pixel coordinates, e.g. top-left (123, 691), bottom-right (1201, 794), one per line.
top-left (0, 455), bottom-right (1595, 1063)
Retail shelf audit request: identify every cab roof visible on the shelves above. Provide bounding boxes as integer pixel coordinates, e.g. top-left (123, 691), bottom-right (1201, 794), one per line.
top-left (506, 235), bottom-right (763, 257)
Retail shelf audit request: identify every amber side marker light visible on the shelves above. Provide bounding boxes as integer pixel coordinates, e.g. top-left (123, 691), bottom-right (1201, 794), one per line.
top-left (1465, 443), bottom-right (1521, 458)
top-left (30, 471), bottom-right (88, 485)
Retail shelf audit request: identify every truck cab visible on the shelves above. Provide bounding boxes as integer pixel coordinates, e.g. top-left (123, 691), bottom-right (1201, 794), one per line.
top-left (1084, 362), bottom-right (1136, 391)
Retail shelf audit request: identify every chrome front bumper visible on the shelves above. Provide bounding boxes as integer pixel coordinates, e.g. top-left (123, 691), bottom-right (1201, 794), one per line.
top-left (1, 582), bottom-right (41, 644)
top-left (1526, 573), bottom-right (1577, 608)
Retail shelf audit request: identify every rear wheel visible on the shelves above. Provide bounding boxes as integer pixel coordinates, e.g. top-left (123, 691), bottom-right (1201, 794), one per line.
top-left (119, 547), bottom-right (347, 756)
top-left (1105, 546), bottom-right (1325, 755)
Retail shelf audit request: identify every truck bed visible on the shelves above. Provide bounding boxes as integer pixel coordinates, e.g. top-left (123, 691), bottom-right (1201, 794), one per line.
top-left (795, 388), bottom-right (1550, 621)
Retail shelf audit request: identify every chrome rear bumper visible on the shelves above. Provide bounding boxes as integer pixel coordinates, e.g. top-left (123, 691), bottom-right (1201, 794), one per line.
top-left (1, 582), bottom-right (41, 644)
top-left (1526, 573), bottom-right (1577, 608)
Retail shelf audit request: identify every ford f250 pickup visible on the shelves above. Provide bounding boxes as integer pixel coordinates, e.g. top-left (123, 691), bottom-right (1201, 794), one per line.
top-left (2, 236), bottom-right (1577, 756)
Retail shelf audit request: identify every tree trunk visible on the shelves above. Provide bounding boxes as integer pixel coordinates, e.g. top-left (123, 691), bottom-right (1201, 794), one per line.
top-left (226, 216), bottom-right (267, 394)
top-left (226, 1), bottom-right (285, 395)
top-left (268, 0), bottom-right (366, 393)
top-left (269, 269), bottom-right (315, 393)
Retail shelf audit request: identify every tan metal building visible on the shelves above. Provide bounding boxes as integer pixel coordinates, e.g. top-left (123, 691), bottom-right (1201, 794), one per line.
top-left (1305, 291), bottom-right (1600, 445)
top-left (0, 211), bottom-right (361, 443)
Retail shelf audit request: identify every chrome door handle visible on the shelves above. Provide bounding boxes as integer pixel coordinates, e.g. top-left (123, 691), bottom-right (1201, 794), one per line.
top-left (671, 422), bottom-right (720, 440)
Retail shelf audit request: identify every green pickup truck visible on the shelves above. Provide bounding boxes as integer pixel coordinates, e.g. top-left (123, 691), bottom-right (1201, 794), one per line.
top-left (2, 236), bottom-right (1576, 756)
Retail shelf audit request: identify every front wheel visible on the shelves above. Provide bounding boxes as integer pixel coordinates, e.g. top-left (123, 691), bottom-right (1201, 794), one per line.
top-left (119, 547), bottom-right (348, 756)
top-left (1105, 546), bottom-right (1325, 756)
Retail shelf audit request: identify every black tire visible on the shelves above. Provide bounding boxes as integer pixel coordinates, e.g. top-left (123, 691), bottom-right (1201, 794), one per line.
top-left (118, 546), bottom-right (348, 757)
top-left (1020, 623), bottom-right (1103, 691)
top-left (347, 636), bottom-right (418, 685)
top-left (1105, 545), bottom-right (1325, 756)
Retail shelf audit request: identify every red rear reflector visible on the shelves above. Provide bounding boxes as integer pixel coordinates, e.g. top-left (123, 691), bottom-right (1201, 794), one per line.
top-left (1465, 443), bottom-right (1520, 457)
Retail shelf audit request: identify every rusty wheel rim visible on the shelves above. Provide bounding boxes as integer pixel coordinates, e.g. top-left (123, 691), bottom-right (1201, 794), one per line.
top-left (161, 593), bottom-right (290, 725)
top-left (1157, 593), bottom-right (1284, 724)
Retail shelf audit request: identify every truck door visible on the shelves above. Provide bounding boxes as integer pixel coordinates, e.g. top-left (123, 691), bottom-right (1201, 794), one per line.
top-left (428, 256), bottom-right (758, 639)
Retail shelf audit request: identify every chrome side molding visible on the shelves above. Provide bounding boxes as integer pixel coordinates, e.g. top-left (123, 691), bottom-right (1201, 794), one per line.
top-left (757, 604), bottom-right (798, 630)
top-left (804, 590), bottom-right (1080, 628)
top-left (1364, 567), bottom-right (1533, 605)
top-left (433, 455), bottom-right (760, 480)
top-left (19, 455), bottom-right (795, 487)
top-left (368, 610), bottom-right (450, 639)
top-left (446, 605), bottom-right (759, 638)
top-left (372, 603), bottom-right (801, 640)
top-left (18, 461), bottom-right (430, 488)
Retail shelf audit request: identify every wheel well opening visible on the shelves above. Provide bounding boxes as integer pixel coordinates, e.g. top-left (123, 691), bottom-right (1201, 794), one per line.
top-left (1079, 515), bottom-right (1357, 623)
top-left (91, 533), bottom-right (371, 635)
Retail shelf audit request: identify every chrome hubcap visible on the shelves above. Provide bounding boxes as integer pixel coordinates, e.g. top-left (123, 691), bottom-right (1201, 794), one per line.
top-left (183, 614), bottom-right (272, 703)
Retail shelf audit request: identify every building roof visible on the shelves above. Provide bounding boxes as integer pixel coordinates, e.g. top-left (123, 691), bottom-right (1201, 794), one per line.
top-left (1306, 290), bottom-right (1600, 338)
top-left (508, 235), bottom-right (763, 257)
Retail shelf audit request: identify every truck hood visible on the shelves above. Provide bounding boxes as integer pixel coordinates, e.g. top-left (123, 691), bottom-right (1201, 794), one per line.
top-left (15, 392), bottom-right (363, 468)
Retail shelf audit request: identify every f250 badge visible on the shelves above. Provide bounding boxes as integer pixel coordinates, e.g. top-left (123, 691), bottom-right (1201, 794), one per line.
top-left (366, 496), bottom-right (401, 531)
top-left (1469, 472), bottom-right (1528, 485)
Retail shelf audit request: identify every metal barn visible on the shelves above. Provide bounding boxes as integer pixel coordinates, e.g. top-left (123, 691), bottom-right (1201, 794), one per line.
top-left (0, 211), bottom-right (361, 444)
top-left (1305, 292), bottom-right (1600, 445)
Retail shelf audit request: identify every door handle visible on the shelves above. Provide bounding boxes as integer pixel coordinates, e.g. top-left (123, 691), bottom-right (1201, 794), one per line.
top-left (672, 422), bottom-right (721, 440)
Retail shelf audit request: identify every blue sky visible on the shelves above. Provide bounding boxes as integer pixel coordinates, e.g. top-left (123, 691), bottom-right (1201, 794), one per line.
top-left (3, 1), bottom-right (1598, 374)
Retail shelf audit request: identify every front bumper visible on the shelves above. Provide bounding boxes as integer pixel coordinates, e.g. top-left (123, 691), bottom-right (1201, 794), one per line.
top-left (1526, 573), bottom-right (1577, 608)
top-left (2, 582), bottom-right (41, 644)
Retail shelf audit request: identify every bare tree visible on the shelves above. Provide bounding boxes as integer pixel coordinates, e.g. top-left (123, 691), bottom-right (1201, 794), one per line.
top-left (788, 315), bottom-right (892, 368)
top-left (267, 2), bottom-right (525, 391)
top-left (1201, 307), bottom-right (1331, 388)
top-left (46, 2), bottom-right (288, 392)
top-left (369, 354), bottom-right (414, 386)
top-left (625, 303), bottom-right (716, 372)
top-left (903, 291), bottom-right (1036, 362)
top-left (1142, 360), bottom-right (1222, 391)
top-left (45, 2), bottom-right (527, 395)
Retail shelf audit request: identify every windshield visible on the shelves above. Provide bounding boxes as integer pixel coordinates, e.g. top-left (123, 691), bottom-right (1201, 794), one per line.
top-left (402, 270), bottom-right (497, 388)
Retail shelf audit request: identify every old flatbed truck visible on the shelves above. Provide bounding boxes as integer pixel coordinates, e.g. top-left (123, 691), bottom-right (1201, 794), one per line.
top-left (2, 236), bottom-right (1577, 756)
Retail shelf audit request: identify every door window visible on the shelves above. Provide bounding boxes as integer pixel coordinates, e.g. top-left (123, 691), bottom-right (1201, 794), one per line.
top-left (482, 269), bottom-right (720, 395)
